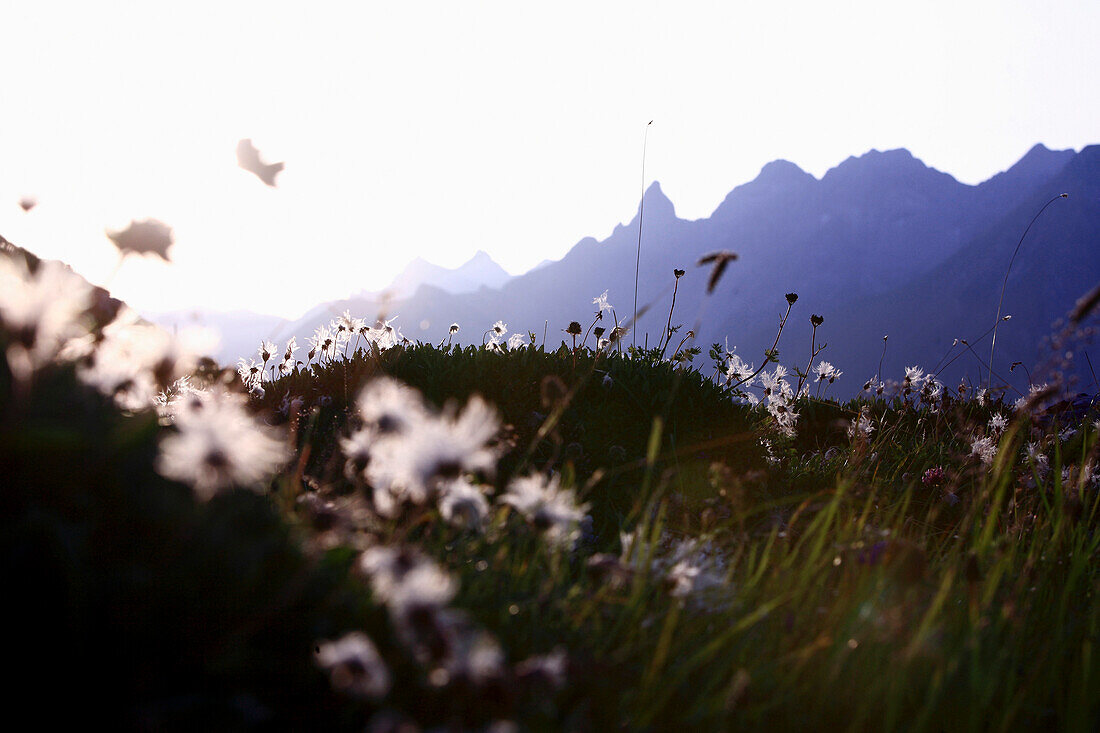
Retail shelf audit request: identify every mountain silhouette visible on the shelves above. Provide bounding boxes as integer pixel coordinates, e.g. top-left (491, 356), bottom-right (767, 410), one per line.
top-left (190, 144), bottom-right (1099, 397)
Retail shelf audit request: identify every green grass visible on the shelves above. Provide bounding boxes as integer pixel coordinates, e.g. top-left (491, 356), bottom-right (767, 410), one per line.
top-left (4, 329), bottom-right (1100, 730)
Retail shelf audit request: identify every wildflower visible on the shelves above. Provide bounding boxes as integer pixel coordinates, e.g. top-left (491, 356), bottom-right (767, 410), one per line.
top-left (507, 332), bottom-right (527, 350)
top-left (501, 473), bottom-right (590, 549)
top-left (515, 647), bottom-right (569, 689)
top-left (492, 320), bottom-right (507, 336)
top-left (340, 428), bottom-right (374, 481)
top-left (813, 360), bottom-right (841, 384)
top-left (725, 353), bottom-right (755, 385)
top-left (450, 323), bottom-right (460, 334)
top-left (989, 413), bottom-right (1009, 435)
top-left (331, 311), bottom-right (364, 347)
top-left (237, 357), bottom-right (262, 389)
top-left (592, 290), bottom-right (614, 313)
top-left (623, 533), bottom-right (729, 607)
top-left (1025, 441), bottom-right (1049, 475)
top-left (307, 325), bottom-right (336, 362)
top-left (785, 293), bottom-right (798, 304)
top-left (106, 218), bottom-right (173, 261)
top-left (316, 632), bottom-right (391, 700)
top-left (970, 435), bottom-right (997, 466)
top-left (810, 314), bottom-right (824, 327)
top-left (360, 387), bottom-right (499, 513)
top-left (439, 619), bottom-right (506, 686)
top-left (360, 546), bottom-right (457, 616)
top-left (236, 138), bottom-right (284, 187)
top-left (155, 388), bottom-right (288, 499)
top-left (922, 466), bottom-right (945, 487)
top-left (848, 406), bottom-right (875, 439)
top-left (279, 336), bottom-right (298, 374)
top-left (0, 257), bottom-right (93, 379)
top-left (766, 395), bottom-right (799, 435)
top-left (566, 321), bottom-right (582, 336)
top-left (437, 478), bottom-right (491, 530)
top-left (356, 377), bottom-right (429, 435)
top-left (904, 366), bottom-right (924, 389)
top-left (759, 367), bottom-right (793, 402)
top-left (153, 375), bottom-right (202, 425)
top-left (371, 316), bottom-right (403, 350)
top-left (256, 340), bottom-right (276, 367)
top-left (920, 374), bottom-right (943, 402)
top-left (602, 373), bottom-right (613, 389)
top-left (80, 309), bottom-right (216, 409)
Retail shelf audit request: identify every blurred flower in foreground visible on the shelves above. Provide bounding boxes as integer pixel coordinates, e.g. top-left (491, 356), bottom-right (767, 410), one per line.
top-left (360, 546), bottom-right (458, 618)
top-left (106, 218), bottom-right (174, 261)
top-left (501, 473), bottom-right (590, 549)
top-left (316, 632), bottom-right (391, 700)
top-left (0, 256), bottom-right (92, 379)
top-left (79, 307), bottom-right (217, 409)
top-left (18, 196), bottom-right (36, 212)
top-left (156, 388), bottom-right (288, 500)
top-left (236, 138), bottom-right (284, 187)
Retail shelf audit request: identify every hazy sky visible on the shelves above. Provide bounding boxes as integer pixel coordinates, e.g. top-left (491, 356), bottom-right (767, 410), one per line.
top-left (1, 1), bottom-right (1097, 319)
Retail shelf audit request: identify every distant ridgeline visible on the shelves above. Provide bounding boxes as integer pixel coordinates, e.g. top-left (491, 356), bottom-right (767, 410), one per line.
top-left (220, 143), bottom-right (1096, 398)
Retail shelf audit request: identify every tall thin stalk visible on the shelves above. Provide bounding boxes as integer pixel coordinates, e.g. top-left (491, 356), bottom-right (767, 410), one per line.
top-left (988, 193), bottom-right (1067, 389)
top-left (633, 120), bottom-right (653, 350)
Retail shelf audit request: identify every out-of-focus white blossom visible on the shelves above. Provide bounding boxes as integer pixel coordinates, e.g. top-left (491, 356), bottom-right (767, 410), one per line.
top-left (0, 257), bottom-right (93, 379)
top-left (155, 388), bottom-right (288, 499)
top-left (316, 632), bottom-right (391, 700)
top-left (501, 473), bottom-right (590, 549)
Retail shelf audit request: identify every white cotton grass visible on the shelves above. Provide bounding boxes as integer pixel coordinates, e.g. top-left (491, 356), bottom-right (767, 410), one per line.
top-left (154, 375), bottom-right (203, 425)
top-left (80, 307), bottom-right (217, 410)
top-left (501, 473), bottom-right (590, 549)
top-left (970, 435), bottom-right (998, 466)
top-left (0, 257), bottom-right (94, 380)
top-left (725, 353), bottom-right (755, 386)
top-left (848, 405), bottom-right (875, 440)
top-left (315, 632), bottom-right (391, 700)
top-left (813, 360), bottom-right (842, 385)
top-left (343, 378), bottom-right (500, 517)
top-left (438, 478), bottom-right (492, 530)
top-left (155, 387), bottom-right (288, 500)
top-left (620, 530), bottom-right (730, 608)
top-left (360, 546), bottom-right (458, 617)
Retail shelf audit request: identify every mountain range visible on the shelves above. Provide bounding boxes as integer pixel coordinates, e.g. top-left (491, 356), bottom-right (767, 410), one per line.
top-left (157, 143), bottom-right (1100, 399)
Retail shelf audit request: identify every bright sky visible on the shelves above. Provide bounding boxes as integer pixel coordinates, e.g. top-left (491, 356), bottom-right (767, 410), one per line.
top-left (1, 1), bottom-right (1097, 319)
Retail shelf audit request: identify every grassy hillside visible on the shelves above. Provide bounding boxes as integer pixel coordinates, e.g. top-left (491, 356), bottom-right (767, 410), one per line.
top-left (3, 247), bottom-right (1100, 730)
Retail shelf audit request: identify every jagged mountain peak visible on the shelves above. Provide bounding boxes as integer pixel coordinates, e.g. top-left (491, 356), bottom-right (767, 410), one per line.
top-left (640, 180), bottom-right (676, 219)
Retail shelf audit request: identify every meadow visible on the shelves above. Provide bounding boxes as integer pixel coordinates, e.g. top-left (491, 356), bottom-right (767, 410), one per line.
top-left (2, 238), bottom-right (1099, 731)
